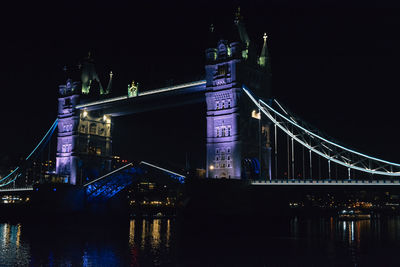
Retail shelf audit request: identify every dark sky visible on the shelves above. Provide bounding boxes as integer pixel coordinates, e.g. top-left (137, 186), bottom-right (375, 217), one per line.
top-left (1, 1), bottom-right (400, 168)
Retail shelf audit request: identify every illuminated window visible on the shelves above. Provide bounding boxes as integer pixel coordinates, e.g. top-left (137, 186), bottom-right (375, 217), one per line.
top-left (217, 64), bottom-right (227, 76)
top-left (222, 127), bottom-right (226, 137)
top-left (96, 148), bottom-right (101, 155)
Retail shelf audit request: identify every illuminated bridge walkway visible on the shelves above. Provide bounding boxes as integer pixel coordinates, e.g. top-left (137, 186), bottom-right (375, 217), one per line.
top-left (77, 80), bottom-right (206, 116)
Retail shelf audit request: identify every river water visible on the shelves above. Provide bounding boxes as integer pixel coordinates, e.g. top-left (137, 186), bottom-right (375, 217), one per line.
top-left (1, 215), bottom-right (400, 266)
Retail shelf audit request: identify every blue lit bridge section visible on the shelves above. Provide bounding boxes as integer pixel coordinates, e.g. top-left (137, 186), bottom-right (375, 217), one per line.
top-left (243, 85), bottom-right (400, 183)
top-left (84, 163), bottom-right (142, 201)
top-left (83, 161), bottom-right (185, 201)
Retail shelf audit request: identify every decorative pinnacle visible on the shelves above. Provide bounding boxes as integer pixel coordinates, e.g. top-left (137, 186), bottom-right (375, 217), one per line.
top-left (234, 7), bottom-right (242, 25)
top-left (263, 33), bottom-right (268, 42)
top-left (210, 24), bottom-right (215, 33)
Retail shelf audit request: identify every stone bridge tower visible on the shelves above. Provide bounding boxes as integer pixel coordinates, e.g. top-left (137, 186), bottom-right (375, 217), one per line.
top-left (205, 10), bottom-right (272, 179)
top-left (56, 57), bottom-right (113, 185)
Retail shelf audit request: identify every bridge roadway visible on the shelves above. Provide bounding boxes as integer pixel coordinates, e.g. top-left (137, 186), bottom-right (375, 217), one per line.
top-left (252, 179), bottom-right (400, 186)
top-left (76, 80), bottom-right (206, 116)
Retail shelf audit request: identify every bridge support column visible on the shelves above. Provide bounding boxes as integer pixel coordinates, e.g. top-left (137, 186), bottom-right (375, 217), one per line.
top-left (56, 79), bottom-right (80, 185)
top-left (204, 29), bottom-right (271, 180)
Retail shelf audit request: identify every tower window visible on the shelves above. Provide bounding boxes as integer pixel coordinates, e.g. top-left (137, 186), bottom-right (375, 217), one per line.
top-left (222, 127), bottom-right (226, 137)
top-left (217, 64), bottom-right (227, 76)
top-left (89, 123), bottom-right (97, 135)
top-left (216, 127), bottom-right (220, 137)
top-left (228, 126), bottom-right (231, 136)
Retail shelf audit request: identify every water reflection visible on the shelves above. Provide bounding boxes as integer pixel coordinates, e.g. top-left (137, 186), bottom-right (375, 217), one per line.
top-left (0, 223), bottom-right (30, 266)
top-left (1, 216), bottom-right (400, 266)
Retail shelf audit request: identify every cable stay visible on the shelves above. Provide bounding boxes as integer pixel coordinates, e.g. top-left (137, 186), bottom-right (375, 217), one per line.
top-left (0, 118), bottom-right (59, 187)
top-left (242, 85), bottom-right (400, 177)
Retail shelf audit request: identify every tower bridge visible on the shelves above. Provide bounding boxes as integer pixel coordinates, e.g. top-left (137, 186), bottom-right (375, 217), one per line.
top-left (2, 11), bottom-right (400, 206)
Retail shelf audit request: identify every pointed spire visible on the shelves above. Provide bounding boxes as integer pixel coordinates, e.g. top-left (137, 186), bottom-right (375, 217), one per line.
top-left (232, 7), bottom-right (250, 48)
top-left (207, 23), bottom-right (218, 48)
top-left (105, 71), bottom-right (113, 95)
top-left (259, 33), bottom-right (271, 72)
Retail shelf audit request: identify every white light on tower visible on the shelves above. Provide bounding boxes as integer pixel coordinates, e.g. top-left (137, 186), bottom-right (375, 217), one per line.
top-left (251, 110), bottom-right (261, 120)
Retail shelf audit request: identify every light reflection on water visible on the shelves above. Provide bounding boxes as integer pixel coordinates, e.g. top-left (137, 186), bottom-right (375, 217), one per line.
top-left (1, 216), bottom-right (400, 266)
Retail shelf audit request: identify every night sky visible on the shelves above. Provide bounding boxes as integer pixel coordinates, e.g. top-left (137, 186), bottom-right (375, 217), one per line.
top-left (1, 1), bottom-right (400, 169)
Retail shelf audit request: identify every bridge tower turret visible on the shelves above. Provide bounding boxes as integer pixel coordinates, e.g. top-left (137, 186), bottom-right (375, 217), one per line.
top-left (56, 57), bottom-right (113, 185)
top-left (205, 9), bottom-right (272, 179)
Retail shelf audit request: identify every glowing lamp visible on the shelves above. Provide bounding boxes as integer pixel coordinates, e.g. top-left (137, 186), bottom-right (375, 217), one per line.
top-left (209, 165), bottom-right (214, 170)
top-left (83, 110), bottom-right (88, 118)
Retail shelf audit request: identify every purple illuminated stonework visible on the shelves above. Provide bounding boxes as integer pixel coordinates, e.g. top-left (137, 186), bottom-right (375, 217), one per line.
top-left (205, 19), bottom-right (272, 179)
top-left (56, 79), bottom-right (113, 185)
top-left (56, 79), bottom-right (80, 184)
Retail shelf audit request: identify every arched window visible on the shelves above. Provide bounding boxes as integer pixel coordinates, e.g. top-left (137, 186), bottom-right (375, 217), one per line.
top-left (222, 127), bottom-right (226, 137)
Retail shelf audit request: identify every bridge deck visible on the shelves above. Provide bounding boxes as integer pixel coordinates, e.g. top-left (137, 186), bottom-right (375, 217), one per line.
top-left (0, 187), bottom-right (33, 193)
top-left (252, 180), bottom-right (400, 186)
